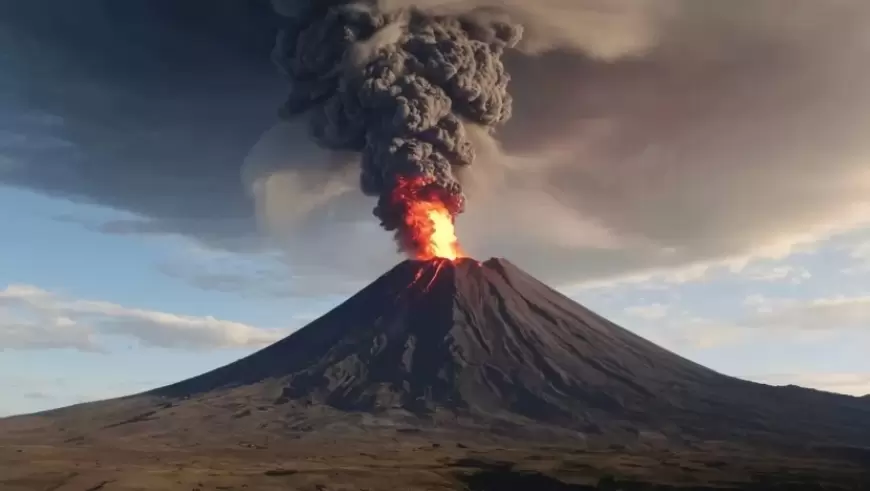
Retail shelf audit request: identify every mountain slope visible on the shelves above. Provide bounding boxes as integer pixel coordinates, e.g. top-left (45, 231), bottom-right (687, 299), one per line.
top-left (3, 258), bottom-right (870, 447)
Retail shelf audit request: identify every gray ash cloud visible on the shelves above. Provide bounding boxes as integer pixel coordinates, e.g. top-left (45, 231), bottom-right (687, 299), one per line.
top-left (270, 0), bottom-right (522, 238)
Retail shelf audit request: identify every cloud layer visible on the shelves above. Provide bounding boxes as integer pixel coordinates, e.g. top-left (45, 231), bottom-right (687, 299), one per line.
top-left (0, 284), bottom-right (285, 352)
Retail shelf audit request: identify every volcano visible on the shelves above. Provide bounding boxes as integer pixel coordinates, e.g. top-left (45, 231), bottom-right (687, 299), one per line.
top-left (3, 258), bottom-right (870, 449)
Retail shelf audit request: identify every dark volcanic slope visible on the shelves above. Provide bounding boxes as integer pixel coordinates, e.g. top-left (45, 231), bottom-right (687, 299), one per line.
top-left (137, 259), bottom-right (870, 443)
top-left (158, 258), bottom-right (730, 420)
top-left (5, 258), bottom-right (870, 447)
top-left (155, 258), bottom-right (720, 409)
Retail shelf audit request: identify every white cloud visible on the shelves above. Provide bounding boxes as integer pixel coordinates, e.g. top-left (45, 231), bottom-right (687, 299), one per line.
top-left (0, 284), bottom-right (287, 352)
top-left (751, 373), bottom-right (870, 397)
top-left (750, 295), bottom-right (870, 332)
top-left (743, 294), bottom-right (769, 311)
top-left (616, 308), bottom-right (749, 352)
top-left (569, 260), bottom-right (716, 292)
top-left (656, 316), bottom-right (748, 350)
top-left (742, 294), bottom-right (793, 315)
top-left (568, 253), bottom-right (817, 293)
top-left (156, 244), bottom-right (367, 300)
top-left (741, 265), bottom-right (812, 284)
top-left (0, 317), bottom-right (100, 352)
top-left (624, 303), bottom-right (670, 320)
top-left (851, 241), bottom-right (870, 262)
top-left (624, 291), bottom-right (870, 353)
top-left (620, 293), bottom-right (870, 363)
top-left (679, 318), bottom-right (748, 350)
top-left (842, 239), bottom-right (870, 274)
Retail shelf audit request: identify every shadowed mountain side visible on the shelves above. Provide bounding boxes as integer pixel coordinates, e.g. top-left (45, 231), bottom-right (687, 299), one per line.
top-left (2, 259), bottom-right (870, 449)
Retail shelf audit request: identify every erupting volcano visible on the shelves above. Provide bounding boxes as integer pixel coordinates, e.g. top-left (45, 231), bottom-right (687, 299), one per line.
top-left (9, 258), bottom-right (870, 451)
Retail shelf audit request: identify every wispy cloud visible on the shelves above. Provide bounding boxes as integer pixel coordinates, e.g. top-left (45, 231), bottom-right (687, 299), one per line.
top-left (566, 259), bottom-right (719, 293)
top-left (622, 289), bottom-right (870, 354)
top-left (616, 304), bottom-right (749, 352)
top-left (741, 265), bottom-right (812, 284)
top-left (155, 243), bottom-right (368, 299)
top-left (653, 316), bottom-right (748, 351)
top-left (624, 303), bottom-right (670, 320)
top-left (0, 284), bottom-right (288, 352)
top-left (850, 241), bottom-right (870, 262)
top-left (841, 239), bottom-right (870, 275)
top-left (567, 251), bottom-right (820, 293)
top-left (748, 295), bottom-right (870, 332)
top-left (0, 317), bottom-right (102, 353)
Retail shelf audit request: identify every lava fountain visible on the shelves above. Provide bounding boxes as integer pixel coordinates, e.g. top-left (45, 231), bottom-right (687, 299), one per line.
top-left (386, 177), bottom-right (466, 261)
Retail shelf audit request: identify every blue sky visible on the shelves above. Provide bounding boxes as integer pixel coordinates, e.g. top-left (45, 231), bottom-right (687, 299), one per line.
top-left (2, 182), bottom-right (869, 417)
top-left (0, 186), bottom-right (333, 415)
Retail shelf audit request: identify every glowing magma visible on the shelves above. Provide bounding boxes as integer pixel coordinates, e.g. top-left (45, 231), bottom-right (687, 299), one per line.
top-left (390, 177), bottom-right (465, 261)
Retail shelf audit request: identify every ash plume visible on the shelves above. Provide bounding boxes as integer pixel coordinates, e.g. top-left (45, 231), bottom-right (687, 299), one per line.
top-left (269, 0), bottom-right (522, 250)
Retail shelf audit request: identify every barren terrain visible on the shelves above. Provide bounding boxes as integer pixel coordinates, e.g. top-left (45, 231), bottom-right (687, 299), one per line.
top-left (3, 432), bottom-right (870, 490)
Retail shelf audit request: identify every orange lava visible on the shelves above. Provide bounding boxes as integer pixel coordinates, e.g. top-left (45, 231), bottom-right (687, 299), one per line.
top-left (407, 258), bottom-right (451, 294)
top-left (392, 177), bottom-right (465, 261)
top-left (405, 200), bottom-right (465, 260)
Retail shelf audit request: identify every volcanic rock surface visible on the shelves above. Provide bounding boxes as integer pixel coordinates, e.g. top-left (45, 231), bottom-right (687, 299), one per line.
top-left (3, 258), bottom-right (870, 448)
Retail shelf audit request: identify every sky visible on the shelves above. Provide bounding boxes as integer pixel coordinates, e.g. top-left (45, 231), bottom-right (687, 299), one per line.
top-left (2, 0), bottom-right (870, 416)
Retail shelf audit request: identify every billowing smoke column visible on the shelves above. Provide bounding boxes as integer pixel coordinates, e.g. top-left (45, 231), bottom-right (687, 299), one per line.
top-left (270, 0), bottom-right (522, 256)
